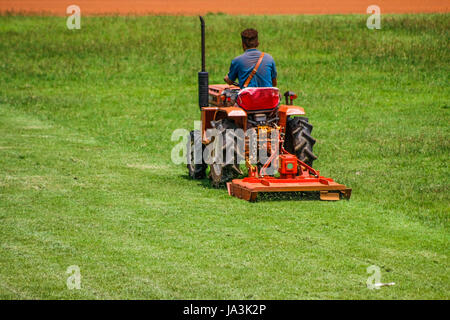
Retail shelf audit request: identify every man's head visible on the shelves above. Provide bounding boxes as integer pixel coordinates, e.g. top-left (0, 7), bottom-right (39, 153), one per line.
top-left (241, 28), bottom-right (259, 50)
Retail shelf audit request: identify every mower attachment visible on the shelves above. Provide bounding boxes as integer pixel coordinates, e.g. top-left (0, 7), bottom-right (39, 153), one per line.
top-left (227, 151), bottom-right (352, 202)
top-left (227, 175), bottom-right (352, 202)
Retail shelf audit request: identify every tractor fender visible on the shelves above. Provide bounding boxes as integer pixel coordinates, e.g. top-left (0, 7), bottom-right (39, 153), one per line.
top-left (218, 106), bottom-right (247, 118)
top-left (279, 104), bottom-right (305, 116)
top-left (214, 107), bottom-right (247, 137)
top-left (201, 107), bottom-right (247, 144)
top-left (278, 105), bottom-right (306, 130)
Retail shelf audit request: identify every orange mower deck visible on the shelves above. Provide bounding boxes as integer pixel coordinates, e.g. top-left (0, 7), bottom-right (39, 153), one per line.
top-left (227, 176), bottom-right (352, 202)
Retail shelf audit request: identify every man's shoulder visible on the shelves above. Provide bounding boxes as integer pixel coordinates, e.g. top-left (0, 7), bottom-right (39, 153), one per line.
top-left (232, 53), bottom-right (246, 64)
top-left (247, 50), bottom-right (275, 63)
top-left (262, 52), bottom-right (275, 62)
top-left (231, 50), bottom-right (275, 65)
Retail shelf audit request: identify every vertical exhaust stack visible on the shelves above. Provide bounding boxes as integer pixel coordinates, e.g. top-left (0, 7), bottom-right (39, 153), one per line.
top-left (198, 16), bottom-right (209, 109)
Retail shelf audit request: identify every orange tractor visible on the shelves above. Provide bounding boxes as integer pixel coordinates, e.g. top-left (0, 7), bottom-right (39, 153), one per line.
top-left (187, 17), bottom-right (351, 201)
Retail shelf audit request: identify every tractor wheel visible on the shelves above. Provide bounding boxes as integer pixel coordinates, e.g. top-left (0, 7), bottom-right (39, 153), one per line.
top-left (284, 117), bottom-right (318, 166)
top-left (209, 119), bottom-right (242, 187)
top-left (186, 130), bottom-right (207, 179)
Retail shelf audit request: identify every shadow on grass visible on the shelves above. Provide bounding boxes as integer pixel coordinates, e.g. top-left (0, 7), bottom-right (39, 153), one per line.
top-left (180, 174), bottom-right (321, 202)
top-left (180, 174), bottom-right (215, 189)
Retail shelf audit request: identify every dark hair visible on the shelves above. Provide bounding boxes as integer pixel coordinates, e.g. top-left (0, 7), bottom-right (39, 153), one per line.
top-left (241, 28), bottom-right (259, 48)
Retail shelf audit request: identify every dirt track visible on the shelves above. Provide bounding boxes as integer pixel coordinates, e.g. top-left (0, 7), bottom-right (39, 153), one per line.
top-left (1, 0), bottom-right (448, 15)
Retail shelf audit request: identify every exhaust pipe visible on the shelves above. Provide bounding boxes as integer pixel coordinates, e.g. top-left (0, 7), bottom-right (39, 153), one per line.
top-left (198, 16), bottom-right (209, 109)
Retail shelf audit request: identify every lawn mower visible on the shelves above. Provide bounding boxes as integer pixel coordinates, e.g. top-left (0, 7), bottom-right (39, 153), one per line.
top-left (187, 16), bottom-right (351, 201)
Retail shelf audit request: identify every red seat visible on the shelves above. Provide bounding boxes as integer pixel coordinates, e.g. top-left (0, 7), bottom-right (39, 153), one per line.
top-left (236, 87), bottom-right (280, 112)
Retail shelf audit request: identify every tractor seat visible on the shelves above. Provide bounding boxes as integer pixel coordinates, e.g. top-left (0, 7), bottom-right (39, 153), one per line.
top-left (236, 87), bottom-right (280, 112)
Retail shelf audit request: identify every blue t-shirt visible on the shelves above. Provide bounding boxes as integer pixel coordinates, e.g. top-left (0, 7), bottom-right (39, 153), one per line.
top-left (227, 49), bottom-right (277, 88)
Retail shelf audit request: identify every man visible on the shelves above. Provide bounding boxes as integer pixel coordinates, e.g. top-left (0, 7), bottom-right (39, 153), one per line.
top-left (224, 28), bottom-right (277, 88)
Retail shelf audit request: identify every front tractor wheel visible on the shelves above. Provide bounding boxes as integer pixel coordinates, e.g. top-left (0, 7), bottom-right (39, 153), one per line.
top-left (284, 117), bottom-right (318, 166)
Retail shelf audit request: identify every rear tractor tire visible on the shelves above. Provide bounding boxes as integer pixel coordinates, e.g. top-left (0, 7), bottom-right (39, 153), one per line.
top-left (284, 117), bottom-right (318, 167)
top-left (186, 130), bottom-right (207, 179)
top-left (209, 119), bottom-right (242, 188)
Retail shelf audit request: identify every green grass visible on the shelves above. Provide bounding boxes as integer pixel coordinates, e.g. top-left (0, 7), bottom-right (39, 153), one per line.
top-left (0, 13), bottom-right (449, 299)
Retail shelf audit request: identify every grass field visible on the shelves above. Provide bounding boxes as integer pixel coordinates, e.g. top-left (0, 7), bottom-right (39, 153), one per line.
top-left (0, 13), bottom-right (448, 299)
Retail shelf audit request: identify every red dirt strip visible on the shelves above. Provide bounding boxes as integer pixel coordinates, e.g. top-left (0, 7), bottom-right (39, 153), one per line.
top-left (0, 0), bottom-right (448, 15)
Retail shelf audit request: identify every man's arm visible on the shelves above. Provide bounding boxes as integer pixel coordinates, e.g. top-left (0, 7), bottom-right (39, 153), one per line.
top-left (271, 58), bottom-right (278, 87)
top-left (224, 75), bottom-right (234, 85)
top-left (225, 59), bottom-right (239, 86)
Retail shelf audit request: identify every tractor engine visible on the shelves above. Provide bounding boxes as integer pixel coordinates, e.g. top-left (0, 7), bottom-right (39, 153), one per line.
top-left (208, 84), bottom-right (240, 107)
